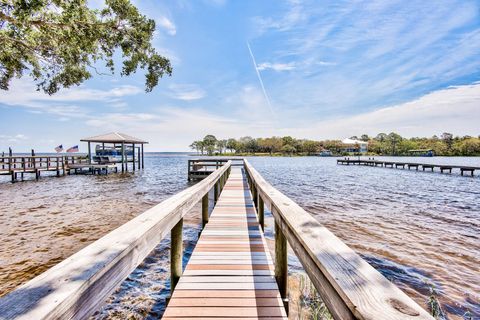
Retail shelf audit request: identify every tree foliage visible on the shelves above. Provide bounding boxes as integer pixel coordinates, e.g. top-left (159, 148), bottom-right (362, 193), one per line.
top-left (0, 0), bottom-right (172, 94)
top-left (190, 132), bottom-right (480, 156)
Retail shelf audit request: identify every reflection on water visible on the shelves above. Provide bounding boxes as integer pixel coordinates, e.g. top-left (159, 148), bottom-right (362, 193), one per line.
top-left (0, 154), bottom-right (479, 319)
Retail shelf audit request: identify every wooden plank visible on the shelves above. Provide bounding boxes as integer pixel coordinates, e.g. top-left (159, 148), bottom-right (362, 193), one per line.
top-left (164, 306), bottom-right (287, 317)
top-left (172, 290), bottom-right (280, 298)
top-left (167, 297), bottom-right (284, 307)
top-left (183, 270), bottom-right (274, 276)
top-left (178, 276), bottom-right (276, 283)
top-left (244, 159), bottom-right (434, 320)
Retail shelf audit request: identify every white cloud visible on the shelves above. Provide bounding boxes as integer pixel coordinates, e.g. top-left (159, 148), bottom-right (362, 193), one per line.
top-left (1, 80), bottom-right (142, 107)
top-left (0, 80), bottom-right (142, 119)
top-left (253, 0), bottom-right (308, 33)
top-left (0, 134), bottom-right (28, 144)
top-left (157, 16), bottom-right (177, 36)
top-left (250, 0), bottom-right (480, 118)
top-left (168, 84), bottom-right (206, 101)
top-left (294, 83), bottom-right (480, 139)
top-left (82, 83), bottom-right (480, 151)
top-left (257, 62), bottom-right (296, 71)
top-left (257, 59), bottom-right (336, 72)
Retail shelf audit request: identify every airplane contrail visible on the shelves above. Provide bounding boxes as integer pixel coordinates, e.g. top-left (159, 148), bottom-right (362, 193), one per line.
top-left (246, 41), bottom-right (276, 118)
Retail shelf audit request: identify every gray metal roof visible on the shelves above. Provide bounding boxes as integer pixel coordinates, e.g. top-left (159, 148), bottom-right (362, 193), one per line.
top-left (80, 132), bottom-right (148, 144)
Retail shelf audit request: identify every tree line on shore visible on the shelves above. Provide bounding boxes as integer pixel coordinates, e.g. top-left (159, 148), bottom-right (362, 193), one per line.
top-left (189, 133), bottom-right (480, 156)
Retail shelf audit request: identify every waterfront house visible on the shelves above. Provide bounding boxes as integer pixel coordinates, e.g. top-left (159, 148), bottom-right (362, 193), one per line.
top-left (341, 138), bottom-right (368, 153)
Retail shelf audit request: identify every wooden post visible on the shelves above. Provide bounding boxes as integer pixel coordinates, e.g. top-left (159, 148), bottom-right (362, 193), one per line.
top-left (141, 144), bottom-right (144, 169)
top-left (253, 184), bottom-right (258, 209)
top-left (121, 142), bottom-right (125, 172)
top-left (132, 143), bottom-right (136, 171)
top-left (202, 193), bottom-right (209, 228)
top-left (87, 142), bottom-right (92, 164)
top-left (214, 181), bottom-right (218, 203)
top-left (258, 196), bottom-right (264, 231)
top-left (137, 146), bottom-right (141, 170)
top-left (171, 218), bottom-right (183, 292)
top-left (275, 218), bottom-right (288, 312)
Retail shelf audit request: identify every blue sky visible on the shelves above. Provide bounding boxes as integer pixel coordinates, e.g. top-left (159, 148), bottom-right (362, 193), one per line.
top-left (1, 0), bottom-right (480, 151)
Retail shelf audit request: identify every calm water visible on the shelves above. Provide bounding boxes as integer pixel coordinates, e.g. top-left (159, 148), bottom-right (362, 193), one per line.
top-left (0, 154), bottom-right (478, 319)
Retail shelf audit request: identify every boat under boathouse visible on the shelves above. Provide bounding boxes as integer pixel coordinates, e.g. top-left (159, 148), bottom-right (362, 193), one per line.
top-left (80, 132), bottom-right (148, 172)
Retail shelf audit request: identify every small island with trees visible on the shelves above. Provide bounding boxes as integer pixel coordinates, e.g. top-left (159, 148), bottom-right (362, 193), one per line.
top-left (189, 133), bottom-right (480, 156)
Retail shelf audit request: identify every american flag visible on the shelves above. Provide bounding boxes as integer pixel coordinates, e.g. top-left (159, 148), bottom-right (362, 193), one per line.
top-left (66, 145), bottom-right (79, 153)
top-left (54, 144), bottom-right (63, 153)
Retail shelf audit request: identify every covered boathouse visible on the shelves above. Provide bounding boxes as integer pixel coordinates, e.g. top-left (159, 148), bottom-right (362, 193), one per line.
top-left (80, 132), bottom-right (148, 172)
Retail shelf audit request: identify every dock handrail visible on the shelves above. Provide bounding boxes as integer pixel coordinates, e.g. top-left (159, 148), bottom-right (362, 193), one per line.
top-left (243, 159), bottom-right (433, 320)
top-left (0, 161), bottom-right (232, 319)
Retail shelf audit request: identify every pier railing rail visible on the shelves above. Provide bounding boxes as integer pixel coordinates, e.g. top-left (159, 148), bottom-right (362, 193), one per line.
top-left (0, 155), bottom-right (64, 171)
top-left (0, 161), bottom-right (232, 320)
top-left (0, 155), bottom-right (88, 171)
top-left (243, 159), bottom-right (434, 320)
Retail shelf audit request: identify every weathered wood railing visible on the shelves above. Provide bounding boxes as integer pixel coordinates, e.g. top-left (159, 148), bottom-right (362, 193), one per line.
top-left (187, 159), bottom-right (228, 180)
top-left (244, 159), bottom-right (434, 320)
top-left (0, 156), bottom-right (68, 182)
top-left (0, 155), bottom-right (95, 181)
top-left (0, 161), bottom-right (232, 319)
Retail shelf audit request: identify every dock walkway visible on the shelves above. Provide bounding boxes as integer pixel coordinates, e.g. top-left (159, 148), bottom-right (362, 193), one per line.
top-left (163, 167), bottom-right (287, 319)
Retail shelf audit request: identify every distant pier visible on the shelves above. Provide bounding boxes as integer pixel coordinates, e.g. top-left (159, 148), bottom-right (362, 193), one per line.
top-left (337, 159), bottom-right (479, 176)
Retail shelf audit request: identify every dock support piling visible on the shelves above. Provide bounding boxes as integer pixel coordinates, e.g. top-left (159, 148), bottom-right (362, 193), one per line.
top-left (87, 142), bottom-right (92, 164)
top-left (121, 142), bottom-right (125, 173)
top-left (141, 144), bottom-right (144, 169)
top-left (132, 143), bottom-right (136, 172)
top-left (138, 147), bottom-right (141, 170)
top-left (275, 218), bottom-right (288, 313)
top-left (258, 196), bottom-right (264, 231)
top-left (214, 182), bottom-right (218, 203)
top-left (171, 218), bottom-right (183, 292)
top-left (202, 193), bottom-right (209, 228)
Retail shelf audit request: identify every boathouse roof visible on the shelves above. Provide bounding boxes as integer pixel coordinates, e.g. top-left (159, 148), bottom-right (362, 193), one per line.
top-left (80, 132), bottom-right (148, 144)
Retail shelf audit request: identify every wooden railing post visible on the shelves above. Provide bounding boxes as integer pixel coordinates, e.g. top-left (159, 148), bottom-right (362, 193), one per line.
top-left (202, 193), bottom-right (209, 228)
top-left (171, 218), bottom-right (183, 292)
top-left (258, 196), bottom-right (264, 231)
top-left (253, 184), bottom-right (258, 209)
top-left (274, 217), bottom-right (288, 313)
top-left (214, 181), bottom-right (219, 203)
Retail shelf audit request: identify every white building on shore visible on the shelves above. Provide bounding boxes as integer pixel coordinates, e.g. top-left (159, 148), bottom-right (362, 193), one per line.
top-left (341, 138), bottom-right (368, 153)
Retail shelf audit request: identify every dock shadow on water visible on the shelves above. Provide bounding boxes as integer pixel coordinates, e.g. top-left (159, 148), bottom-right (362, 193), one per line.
top-left (1, 154), bottom-right (479, 319)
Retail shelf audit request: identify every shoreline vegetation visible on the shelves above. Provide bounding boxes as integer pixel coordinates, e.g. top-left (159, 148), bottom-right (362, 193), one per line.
top-left (189, 133), bottom-right (480, 157)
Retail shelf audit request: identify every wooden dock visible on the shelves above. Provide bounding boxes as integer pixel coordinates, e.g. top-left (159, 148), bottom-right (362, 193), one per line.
top-left (337, 159), bottom-right (480, 176)
top-left (0, 159), bottom-right (434, 320)
top-left (164, 167), bottom-right (287, 318)
top-left (0, 155), bottom-right (122, 182)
